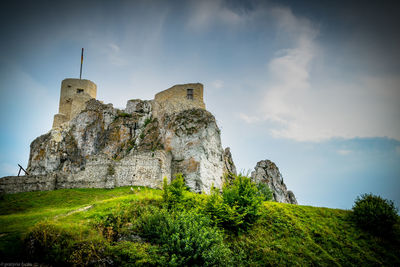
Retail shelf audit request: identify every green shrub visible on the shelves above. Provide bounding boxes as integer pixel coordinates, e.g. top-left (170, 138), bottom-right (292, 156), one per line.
top-left (256, 183), bottom-right (273, 201)
top-left (24, 222), bottom-right (109, 266)
top-left (24, 222), bottom-right (74, 264)
top-left (204, 174), bottom-right (263, 233)
top-left (109, 241), bottom-right (165, 266)
top-left (223, 174), bottom-right (263, 230)
top-left (92, 200), bottom-right (162, 242)
top-left (135, 208), bottom-right (232, 266)
top-left (352, 193), bottom-right (398, 236)
top-left (204, 186), bottom-right (245, 232)
top-left (162, 174), bottom-right (188, 209)
top-left (69, 239), bottom-right (111, 266)
top-left (93, 204), bottom-right (130, 242)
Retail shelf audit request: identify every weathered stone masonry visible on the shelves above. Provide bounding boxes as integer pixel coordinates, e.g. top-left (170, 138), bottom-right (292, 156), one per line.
top-left (53, 79), bottom-right (97, 128)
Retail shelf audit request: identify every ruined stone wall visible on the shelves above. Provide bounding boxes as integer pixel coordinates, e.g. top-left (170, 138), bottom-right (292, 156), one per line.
top-left (0, 174), bottom-right (59, 194)
top-left (52, 79), bottom-right (97, 128)
top-left (153, 83), bottom-right (205, 118)
top-left (0, 151), bottom-right (171, 194)
top-left (68, 151), bottom-right (172, 189)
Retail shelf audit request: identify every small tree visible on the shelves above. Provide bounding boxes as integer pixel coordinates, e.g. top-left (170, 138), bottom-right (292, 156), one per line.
top-left (162, 174), bottom-right (188, 209)
top-left (204, 174), bottom-right (263, 233)
top-left (256, 183), bottom-right (273, 201)
top-left (352, 193), bottom-right (398, 236)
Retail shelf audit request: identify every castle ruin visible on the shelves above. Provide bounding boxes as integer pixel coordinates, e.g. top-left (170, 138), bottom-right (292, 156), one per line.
top-left (0, 77), bottom-right (297, 204)
top-left (52, 79), bottom-right (205, 129)
top-left (0, 78), bottom-right (227, 194)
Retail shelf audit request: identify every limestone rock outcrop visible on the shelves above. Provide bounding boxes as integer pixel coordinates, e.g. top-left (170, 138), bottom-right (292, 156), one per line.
top-left (23, 96), bottom-right (225, 193)
top-left (162, 108), bottom-right (225, 192)
top-left (222, 147), bottom-right (237, 183)
top-left (251, 160), bottom-right (297, 204)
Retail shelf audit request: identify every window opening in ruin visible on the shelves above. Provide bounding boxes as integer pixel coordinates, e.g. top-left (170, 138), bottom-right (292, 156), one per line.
top-left (187, 88), bottom-right (193, 100)
top-left (77, 89), bottom-right (84, 94)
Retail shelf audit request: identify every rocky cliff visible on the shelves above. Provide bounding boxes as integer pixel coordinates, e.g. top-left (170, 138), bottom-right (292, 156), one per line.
top-left (251, 160), bottom-right (297, 204)
top-left (23, 97), bottom-right (226, 193)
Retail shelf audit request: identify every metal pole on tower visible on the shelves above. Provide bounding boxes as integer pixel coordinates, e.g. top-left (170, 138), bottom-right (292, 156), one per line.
top-left (80, 48), bottom-right (84, 79)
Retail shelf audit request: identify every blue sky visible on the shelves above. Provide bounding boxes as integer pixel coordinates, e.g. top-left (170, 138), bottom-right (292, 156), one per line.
top-left (0, 0), bottom-right (399, 210)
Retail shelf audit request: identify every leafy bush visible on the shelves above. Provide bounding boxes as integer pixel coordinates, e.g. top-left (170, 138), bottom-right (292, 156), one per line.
top-left (69, 239), bottom-right (111, 266)
top-left (93, 204), bottom-right (130, 242)
top-left (162, 174), bottom-right (188, 209)
top-left (24, 222), bottom-right (109, 266)
top-left (204, 185), bottom-right (245, 232)
top-left (352, 193), bottom-right (398, 236)
top-left (135, 208), bottom-right (232, 266)
top-left (92, 199), bottom-right (162, 242)
top-left (24, 222), bottom-right (74, 264)
top-left (109, 241), bottom-right (164, 266)
top-left (256, 183), bottom-right (273, 201)
top-left (204, 174), bottom-right (264, 233)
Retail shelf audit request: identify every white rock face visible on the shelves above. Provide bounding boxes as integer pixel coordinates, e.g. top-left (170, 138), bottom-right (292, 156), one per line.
top-left (17, 98), bottom-right (226, 194)
top-left (163, 109), bottom-right (225, 193)
top-left (251, 160), bottom-right (298, 204)
top-left (223, 147), bottom-right (237, 182)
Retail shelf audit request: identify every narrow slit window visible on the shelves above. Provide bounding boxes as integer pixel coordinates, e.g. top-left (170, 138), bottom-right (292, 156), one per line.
top-left (77, 88), bottom-right (84, 94)
top-left (187, 88), bottom-right (194, 100)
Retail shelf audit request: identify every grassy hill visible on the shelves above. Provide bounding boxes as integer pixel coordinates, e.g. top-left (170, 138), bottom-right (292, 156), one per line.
top-left (1, 186), bottom-right (399, 266)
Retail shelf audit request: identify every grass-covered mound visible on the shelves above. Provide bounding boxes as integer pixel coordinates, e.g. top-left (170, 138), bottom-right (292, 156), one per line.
top-left (0, 176), bottom-right (399, 266)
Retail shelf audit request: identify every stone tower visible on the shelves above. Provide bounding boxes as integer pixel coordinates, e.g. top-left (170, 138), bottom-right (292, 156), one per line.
top-left (52, 78), bottom-right (97, 128)
top-left (153, 83), bottom-right (205, 118)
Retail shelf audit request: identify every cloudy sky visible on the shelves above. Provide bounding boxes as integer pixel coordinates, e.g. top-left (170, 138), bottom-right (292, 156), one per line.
top-left (0, 0), bottom-right (399, 210)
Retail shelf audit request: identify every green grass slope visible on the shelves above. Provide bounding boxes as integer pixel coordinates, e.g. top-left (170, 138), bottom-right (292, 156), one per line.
top-left (0, 186), bottom-right (399, 265)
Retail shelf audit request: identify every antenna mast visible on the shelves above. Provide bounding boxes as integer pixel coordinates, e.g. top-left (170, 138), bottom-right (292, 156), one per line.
top-left (80, 48), bottom-right (84, 79)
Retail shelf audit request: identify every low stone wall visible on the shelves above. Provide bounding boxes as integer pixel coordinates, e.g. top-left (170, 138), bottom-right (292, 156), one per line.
top-left (0, 150), bottom-right (172, 194)
top-left (0, 174), bottom-right (58, 194)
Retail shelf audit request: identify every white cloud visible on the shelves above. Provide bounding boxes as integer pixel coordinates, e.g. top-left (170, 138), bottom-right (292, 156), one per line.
top-left (103, 43), bottom-right (128, 67)
top-left (187, 0), bottom-right (244, 31)
top-left (239, 113), bottom-right (261, 124)
top-left (239, 6), bottom-right (400, 142)
top-left (108, 43), bottom-right (120, 53)
top-left (212, 80), bottom-right (224, 89)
